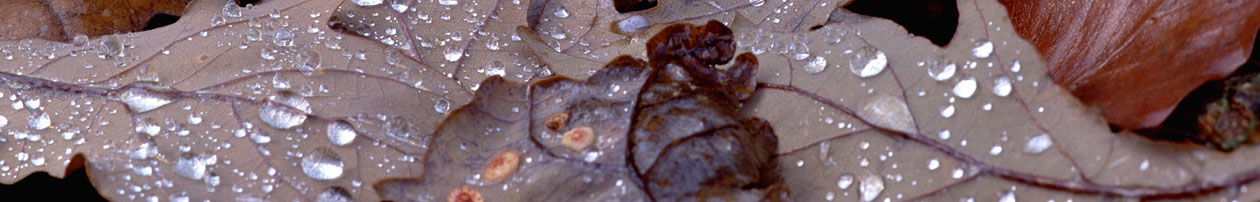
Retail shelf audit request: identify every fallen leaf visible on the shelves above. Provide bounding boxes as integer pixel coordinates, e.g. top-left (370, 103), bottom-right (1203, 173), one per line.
top-left (0, 0), bottom-right (193, 42)
top-left (999, 0), bottom-right (1260, 129)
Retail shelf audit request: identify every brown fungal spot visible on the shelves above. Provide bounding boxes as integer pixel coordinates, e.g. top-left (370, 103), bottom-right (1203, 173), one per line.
top-left (445, 186), bottom-right (484, 202)
top-left (483, 150), bottom-right (520, 182)
top-left (562, 126), bottom-right (596, 151)
top-left (545, 112), bottom-right (569, 131)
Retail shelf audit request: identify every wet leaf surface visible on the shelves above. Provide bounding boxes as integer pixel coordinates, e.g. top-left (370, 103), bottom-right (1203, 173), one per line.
top-left (1, 0), bottom-right (1260, 201)
top-left (0, 0), bottom-right (194, 42)
top-left (999, 0), bottom-right (1260, 129)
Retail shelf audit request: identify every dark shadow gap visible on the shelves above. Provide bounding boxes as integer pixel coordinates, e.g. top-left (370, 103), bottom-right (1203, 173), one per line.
top-left (843, 0), bottom-right (958, 47)
top-left (142, 13), bottom-right (182, 31)
top-left (0, 169), bottom-right (106, 201)
top-left (236, 0), bottom-right (262, 7)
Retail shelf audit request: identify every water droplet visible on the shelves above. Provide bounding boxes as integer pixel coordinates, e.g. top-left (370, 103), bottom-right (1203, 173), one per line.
top-left (273, 30), bottom-right (294, 47)
top-left (953, 77), bottom-right (977, 98)
top-left (1023, 134), bottom-right (1052, 154)
top-left (617, 16), bottom-right (650, 33)
top-left (1139, 159), bottom-right (1150, 171)
top-left (847, 46), bottom-right (887, 78)
top-left (972, 39), bottom-right (993, 58)
top-left (938, 130), bottom-right (951, 140)
top-left (327, 121), bottom-right (357, 146)
top-left (859, 173), bottom-right (884, 201)
top-left (29, 112), bottom-right (50, 130)
top-left (858, 94), bottom-right (915, 134)
top-left (302, 147), bottom-right (345, 180)
top-left (803, 55), bottom-right (827, 74)
top-left (928, 159), bottom-right (940, 170)
top-left (553, 8), bottom-right (569, 18)
top-left (837, 174), bottom-right (854, 189)
top-left (789, 40), bottom-right (809, 60)
top-left (130, 143), bottom-right (159, 159)
top-left (952, 168), bottom-right (965, 179)
top-left (439, 0), bottom-right (459, 6)
top-left (1010, 61), bottom-right (1021, 73)
top-left (998, 191), bottom-right (1016, 202)
top-left (259, 91), bottom-right (310, 129)
top-left (317, 187), bottom-right (353, 202)
top-left (993, 77), bottom-right (1012, 97)
top-left (444, 46), bottom-right (463, 62)
top-left (174, 154), bottom-right (206, 180)
top-left (223, 2), bottom-right (243, 17)
top-left (352, 0), bottom-right (383, 6)
top-left (211, 15), bottom-right (227, 26)
top-left (120, 88), bottom-right (172, 113)
top-left (484, 61), bottom-right (506, 77)
top-left (391, 2), bottom-right (410, 12)
top-left (926, 56), bottom-right (956, 81)
top-left (434, 98), bottom-right (451, 114)
top-left (940, 105), bottom-right (955, 118)
top-left (822, 26), bottom-right (846, 44)
top-left (989, 145), bottom-right (1003, 155)
top-left (251, 132), bottom-right (272, 144)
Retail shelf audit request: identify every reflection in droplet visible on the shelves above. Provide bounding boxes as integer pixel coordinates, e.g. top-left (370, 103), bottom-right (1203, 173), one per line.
top-left (317, 187), bottom-right (353, 202)
top-left (302, 147), bottom-right (345, 180)
top-left (351, 0), bottom-right (383, 6)
top-left (120, 88), bottom-right (172, 113)
top-left (1023, 134), bottom-right (1052, 154)
top-left (803, 56), bottom-right (827, 74)
top-left (953, 77), bottom-right (977, 98)
top-left (222, 2), bottom-right (243, 18)
top-left (259, 91), bottom-right (310, 129)
top-left (327, 121), bottom-right (357, 146)
top-left (972, 39), bottom-right (993, 58)
top-left (926, 55), bottom-right (956, 81)
top-left (129, 143), bottom-right (159, 160)
top-left (29, 112), bottom-right (50, 130)
top-left (1010, 61), bottom-right (1021, 73)
top-left (434, 97), bottom-right (451, 114)
top-left (847, 46), bottom-right (887, 78)
top-left (858, 94), bottom-right (915, 134)
top-left (859, 173), bottom-right (884, 201)
top-left (174, 154), bottom-right (206, 180)
top-left (439, 0), bottom-right (459, 6)
top-left (837, 174), bottom-right (854, 189)
top-left (993, 76), bottom-right (1012, 97)
top-left (998, 191), bottom-right (1016, 202)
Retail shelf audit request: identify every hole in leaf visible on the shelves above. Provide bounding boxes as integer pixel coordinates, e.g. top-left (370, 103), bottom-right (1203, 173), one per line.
top-left (142, 13), bottom-right (181, 31)
top-left (613, 0), bottom-right (657, 13)
top-left (844, 0), bottom-right (958, 46)
top-left (236, 0), bottom-right (262, 6)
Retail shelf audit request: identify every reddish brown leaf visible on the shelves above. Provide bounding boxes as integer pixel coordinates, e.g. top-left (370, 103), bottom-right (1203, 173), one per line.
top-left (999, 0), bottom-right (1260, 129)
top-left (0, 0), bottom-right (192, 42)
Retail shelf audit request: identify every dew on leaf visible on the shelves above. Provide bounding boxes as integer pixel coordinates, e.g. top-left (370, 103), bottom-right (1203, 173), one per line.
top-left (434, 97), bottom-right (452, 114)
top-left (391, 3), bottom-right (410, 13)
top-left (222, 2), bottom-right (243, 17)
top-left (301, 147), bottom-right (345, 180)
top-left (858, 94), bottom-right (915, 134)
top-left (439, 0), bottom-right (460, 6)
top-left (129, 143), bottom-right (159, 160)
top-left (1010, 60), bottom-right (1021, 73)
top-left (29, 112), bottom-right (50, 130)
top-left (444, 46), bottom-right (463, 62)
top-left (847, 46), bottom-right (888, 78)
top-left (928, 158), bottom-right (940, 170)
top-left (939, 130), bottom-right (951, 140)
top-left (174, 154), bottom-right (207, 180)
top-left (120, 87), bottom-right (172, 113)
top-left (999, 191), bottom-right (1016, 202)
top-left (953, 77), bottom-right (977, 98)
top-left (250, 132), bottom-right (272, 144)
top-left (317, 187), bottom-right (353, 202)
top-left (940, 105), bottom-right (955, 118)
top-left (1023, 134), bottom-right (1052, 154)
top-left (952, 168), bottom-right (965, 179)
top-left (859, 173), bottom-right (884, 201)
top-left (554, 8), bottom-right (570, 18)
top-left (259, 91), bottom-right (310, 129)
top-left (926, 55), bottom-right (956, 81)
top-left (989, 145), bottom-right (1003, 156)
top-left (803, 55), bottom-right (827, 74)
top-left (327, 121), bottom-right (358, 146)
top-left (837, 174), bottom-right (854, 189)
top-left (273, 30), bottom-right (295, 47)
top-left (972, 39), bottom-right (993, 58)
top-left (993, 76), bottom-right (1012, 97)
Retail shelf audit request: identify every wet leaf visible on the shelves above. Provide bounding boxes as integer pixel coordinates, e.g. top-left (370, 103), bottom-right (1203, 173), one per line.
top-left (0, 0), bottom-right (194, 42)
top-left (1, 0), bottom-right (1260, 201)
top-left (999, 0), bottom-right (1260, 129)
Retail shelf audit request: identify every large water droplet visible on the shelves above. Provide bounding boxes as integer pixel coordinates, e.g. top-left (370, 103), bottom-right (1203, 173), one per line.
top-left (29, 112), bottom-right (50, 130)
top-left (327, 121), bottom-right (357, 146)
top-left (174, 154), bottom-right (206, 180)
top-left (847, 46), bottom-right (887, 78)
top-left (434, 97), bottom-right (451, 114)
top-left (858, 94), bottom-right (915, 134)
top-left (317, 187), bottom-right (353, 202)
top-left (222, 2), bottom-right (243, 18)
top-left (859, 173), bottom-right (884, 201)
top-left (259, 91), bottom-right (310, 129)
top-left (837, 174), bottom-right (854, 189)
top-left (972, 39), bottom-right (993, 58)
top-left (444, 46), bottom-right (463, 62)
top-left (273, 30), bottom-right (294, 47)
top-left (993, 76), bottom-right (1012, 97)
top-left (351, 0), bottom-right (383, 6)
top-left (302, 147), bottom-right (345, 180)
top-left (803, 55), bottom-right (827, 74)
top-left (553, 8), bottom-right (569, 18)
top-left (953, 77), bottom-right (977, 98)
top-left (926, 56), bottom-right (956, 81)
top-left (1023, 134), bottom-right (1052, 154)
top-left (439, 0), bottom-right (459, 6)
top-left (120, 87), bottom-right (172, 113)
top-left (928, 158), bottom-right (940, 170)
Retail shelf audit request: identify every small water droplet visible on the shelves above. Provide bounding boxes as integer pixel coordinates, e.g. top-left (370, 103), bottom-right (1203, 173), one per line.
top-left (993, 77), bottom-right (1012, 97)
top-left (847, 46), bottom-right (887, 78)
top-left (130, 143), bottom-right (159, 159)
top-left (837, 174), bottom-right (854, 189)
top-left (391, 2), bottom-right (410, 12)
top-left (553, 8), bottom-right (569, 18)
top-left (1139, 159), bottom-right (1150, 171)
top-left (926, 56), bottom-right (956, 81)
top-left (302, 147), bottom-right (345, 180)
top-left (317, 187), bottom-right (354, 202)
top-left (858, 94), bottom-right (915, 134)
top-left (29, 112), bottom-right (50, 130)
top-left (859, 173), bottom-right (884, 201)
top-left (174, 154), bottom-right (206, 180)
top-left (938, 130), bottom-right (951, 140)
top-left (251, 132), bottom-right (272, 144)
top-left (952, 168), bottom-right (965, 179)
top-left (352, 0), bottom-right (383, 6)
top-left (439, 0), bottom-right (459, 6)
top-left (327, 121), bottom-right (357, 146)
top-left (953, 77), bottom-right (977, 98)
top-left (989, 145), bottom-right (1003, 155)
top-left (223, 2), bottom-right (243, 18)
top-left (927, 159), bottom-right (940, 170)
top-left (803, 55), bottom-right (827, 74)
top-left (972, 39), bottom-right (993, 58)
top-left (940, 105), bottom-right (955, 118)
top-left (1010, 61), bottom-right (1021, 73)
top-left (1023, 134), bottom-right (1052, 154)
